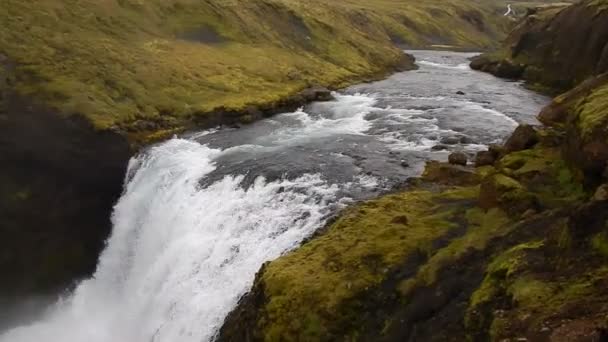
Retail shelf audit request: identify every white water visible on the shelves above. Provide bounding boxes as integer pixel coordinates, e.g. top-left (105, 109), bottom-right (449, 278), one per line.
top-left (2, 139), bottom-right (342, 342)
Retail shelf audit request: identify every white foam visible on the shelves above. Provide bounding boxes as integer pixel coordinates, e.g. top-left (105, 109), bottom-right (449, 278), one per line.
top-left (417, 60), bottom-right (470, 70)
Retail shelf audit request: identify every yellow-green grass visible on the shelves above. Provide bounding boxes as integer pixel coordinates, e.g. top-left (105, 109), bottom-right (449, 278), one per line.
top-left (1, 0), bottom-right (510, 134)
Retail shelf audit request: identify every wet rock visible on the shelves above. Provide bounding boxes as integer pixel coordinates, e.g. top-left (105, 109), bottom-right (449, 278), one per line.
top-left (448, 152), bottom-right (468, 166)
top-left (456, 91), bottom-right (465, 95)
top-left (459, 136), bottom-right (474, 144)
top-left (400, 161), bottom-right (410, 168)
top-left (592, 184), bottom-right (608, 201)
top-left (475, 150), bottom-right (496, 167)
top-left (503, 124), bottom-right (539, 153)
top-left (300, 86), bottom-right (334, 102)
top-left (431, 144), bottom-right (449, 151)
top-left (440, 136), bottom-right (460, 145)
top-left (489, 144), bottom-right (505, 158)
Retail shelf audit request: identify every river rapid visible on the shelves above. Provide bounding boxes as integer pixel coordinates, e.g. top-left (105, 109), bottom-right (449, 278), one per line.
top-left (1, 51), bottom-right (549, 342)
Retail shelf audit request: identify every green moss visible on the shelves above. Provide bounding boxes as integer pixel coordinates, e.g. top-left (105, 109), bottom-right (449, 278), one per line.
top-left (574, 83), bottom-right (608, 140)
top-left (496, 146), bottom-right (585, 207)
top-left (591, 232), bottom-right (608, 257)
top-left (468, 240), bottom-right (544, 310)
top-left (399, 207), bottom-right (512, 297)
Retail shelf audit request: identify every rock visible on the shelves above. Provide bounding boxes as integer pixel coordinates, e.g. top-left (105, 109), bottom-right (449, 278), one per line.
top-left (503, 124), bottom-right (539, 153)
top-left (448, 152), bottom-right (468, 166)
top-left (475, 151), bottom-right (496, 167)
top-left (422, 161), bottom-right (481, 186)
top-left (301, 86), bottom-right (334, 102)
top-left (431, 144), bottom-right (449, 151)
top-left (440, 136), bottom-right (460, 145)
top-left (489, 144), bottom-right (505, 157)
top-left (593, 184), bottom-right (608, 201)
top-left (400, 161), bottom-right (410, 168)
top-left (456, 91), bottom-right (465, 95)
top-left (459, 136), bottom-right (475, 144)
top-left (390, 215), bottom-right (409, 225)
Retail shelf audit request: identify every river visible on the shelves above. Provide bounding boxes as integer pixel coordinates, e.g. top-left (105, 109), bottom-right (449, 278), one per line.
top-left (1, 50), bottom-right (549, 342)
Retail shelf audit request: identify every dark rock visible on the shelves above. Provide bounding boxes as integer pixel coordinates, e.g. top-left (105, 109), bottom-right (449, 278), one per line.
top-left (431, 144), bottom-right (449, 151)
top-left (301, 86), bottom-right (334, 102)
top-left (390, 215), bottom-right (409, 225)
top-left (503, 124), bottom-right (539, 152)
top-left (422, 161), bottom-right (480, 186)
top-left (448, 152), bottom-right (468, 166)
top-left (456, 91), bottom-right (465, 95)
top-left (0, 95), bottom-right (131, 298)
top-left (475, 151), bottom-right (496, 167)
top-left (488, 144), bottom-right (505, 158)
top-left (459, 136), bottom-right (474, 144)
top-left (400, 161), bottom-right (410, 168)
top-left (440, 136), bottom-right (460, 145)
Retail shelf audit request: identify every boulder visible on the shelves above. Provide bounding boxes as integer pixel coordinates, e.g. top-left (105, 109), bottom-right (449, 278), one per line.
top-left (431, 144), bottom-right (449, 151)
top-left (475, 151), bottom-right (496, 167)
top-left (503, 124), bottom-right (539, 153)
top-left (489, 144), bottom-right (505, 158)
top-left (440, 136), bottom-right (461, 145)
top-left (301, 86), bottom-right (334, 102)
top-left (422, 161), bottom-right (480, 186)
top-left (448, 152), bottom-right (468, 166)
top-left (593, 184), bottom-right (608, 201)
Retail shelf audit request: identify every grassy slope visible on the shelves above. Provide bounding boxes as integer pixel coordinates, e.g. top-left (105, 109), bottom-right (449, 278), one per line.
top-left (1, 0), bottom-right (510, 135)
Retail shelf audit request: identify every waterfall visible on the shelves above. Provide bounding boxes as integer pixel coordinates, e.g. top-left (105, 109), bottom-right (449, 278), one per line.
top-left (2, 138), bottom-right (340, 342)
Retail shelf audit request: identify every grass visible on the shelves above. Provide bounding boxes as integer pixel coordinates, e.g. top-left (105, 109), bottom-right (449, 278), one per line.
top-left (1, 0), bottom-right (510, 134)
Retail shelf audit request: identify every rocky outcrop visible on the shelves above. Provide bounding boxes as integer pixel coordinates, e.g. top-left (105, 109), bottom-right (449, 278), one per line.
top-left (471, 0), bottom-right (608, 92)
top-left (0, 93), bottom-right (131, 299)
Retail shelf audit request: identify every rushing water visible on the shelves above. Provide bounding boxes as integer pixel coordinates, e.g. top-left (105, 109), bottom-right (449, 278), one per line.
top-left (1, 51), bottom-right (549, 342)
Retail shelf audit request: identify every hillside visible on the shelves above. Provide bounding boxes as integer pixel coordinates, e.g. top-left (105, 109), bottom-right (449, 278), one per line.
top-left (0, 0), bottom-right (514, 138)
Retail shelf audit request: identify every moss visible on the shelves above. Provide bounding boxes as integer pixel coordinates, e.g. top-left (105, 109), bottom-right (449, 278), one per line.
top-left (591, 232), bottom-right (608, 257)
top-left (257, 187), bottom-right (480, 341)
top-left (574, 83), bottom-right (608, 141)
top-left (398, 207), bottom-right (512, 297)
top-left (496, 146), bottom-right (586, 208)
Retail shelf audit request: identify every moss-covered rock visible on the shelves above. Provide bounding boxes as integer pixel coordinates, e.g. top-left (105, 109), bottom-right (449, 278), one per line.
top-left (470, 0), bottom-right (608, 93)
